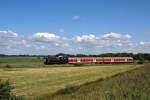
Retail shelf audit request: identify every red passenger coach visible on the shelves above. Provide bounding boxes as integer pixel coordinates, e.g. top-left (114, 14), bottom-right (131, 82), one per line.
top-left (68, 57), bottom-right (133, 64)
top-left (96, 58), bottom-right (103, 63)
top-left (68, 58), bottom-right (78, 63)
top-left (80, 58), bottom-right (94, 63)
top-left (103, 58), bottom-right (111, 63)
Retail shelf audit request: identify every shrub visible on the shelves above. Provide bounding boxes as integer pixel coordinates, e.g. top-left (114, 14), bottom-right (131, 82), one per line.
top-left (4, 64), bottom-right (11, 68)
top-left (0, 80), bottom-right (25, 100)
top-left (0, 80), bottom-right (12, 99)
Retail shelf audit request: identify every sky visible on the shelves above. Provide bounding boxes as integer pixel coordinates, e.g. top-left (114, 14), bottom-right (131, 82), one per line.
top-left (0, 0), bottom-right (150, 55)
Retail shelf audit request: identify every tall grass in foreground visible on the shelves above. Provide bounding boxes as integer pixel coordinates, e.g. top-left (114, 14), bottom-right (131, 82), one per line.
top-left (49, 64), bottom-right (150, 100)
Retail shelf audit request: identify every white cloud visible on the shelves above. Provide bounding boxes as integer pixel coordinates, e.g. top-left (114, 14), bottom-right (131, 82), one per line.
top-left (0, 30), bottom-right (150, 54)
top-left (32, 45), bottom-right (47, 50)
top-left (73, 33), bottom-right (132, 53)
top-left (139, 41), bottom-right (150, 46)
top-left (0, 31), bottom-right (19, 49)
top-left (72, 15), bottom-right (80, 21)
top-left (139, 41), bottom-right (145, 45)
top-left (136, 41), bottom-right (150, 53)
top-left (75, 34), bottom-right (97, 42)
top-left (32, 32), bottom-right (60, 42)
top-left (102, 32), bottom-right (131, 41)
top-left (0, 31), bottom-right (18, 39)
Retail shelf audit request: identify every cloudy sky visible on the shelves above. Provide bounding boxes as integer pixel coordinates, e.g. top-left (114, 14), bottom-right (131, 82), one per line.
top-left (0, 0), bottom-right (150, 55)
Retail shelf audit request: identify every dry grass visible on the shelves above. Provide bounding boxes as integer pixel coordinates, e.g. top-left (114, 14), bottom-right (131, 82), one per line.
top-left (0, 64), bottom-right (140, 99)
top-left (50, 64), bottom-right (150, 100)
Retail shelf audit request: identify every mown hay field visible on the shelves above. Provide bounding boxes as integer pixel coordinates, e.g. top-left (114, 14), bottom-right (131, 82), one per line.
top-left (0, 57), bottom-right (142, 99)
top-left (50, 64), bottom-right (150, 100)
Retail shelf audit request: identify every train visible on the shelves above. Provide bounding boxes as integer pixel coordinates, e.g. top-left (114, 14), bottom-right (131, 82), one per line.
top-left (44, 56), bottom-right (134, 64)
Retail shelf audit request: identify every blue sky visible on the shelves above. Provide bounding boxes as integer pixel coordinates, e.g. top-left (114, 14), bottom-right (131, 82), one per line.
top-left (0, 0), bottom-right (150, 54)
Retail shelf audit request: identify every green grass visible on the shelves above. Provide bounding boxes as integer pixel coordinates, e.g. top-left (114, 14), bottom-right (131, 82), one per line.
top-left (0, 57), bottom-right (42, 63)
top-left (0, 57), bottom-right (44, 68)
top-left (0, 56), bottom-right (77, 68)
top-left (50, 64), bottom-right (150, 100)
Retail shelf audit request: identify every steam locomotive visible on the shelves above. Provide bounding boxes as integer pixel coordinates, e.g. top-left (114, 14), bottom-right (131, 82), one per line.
top-left (44, 56), bottom-right (134, 64)
top-left (44, 56), bottom-right (68, 64)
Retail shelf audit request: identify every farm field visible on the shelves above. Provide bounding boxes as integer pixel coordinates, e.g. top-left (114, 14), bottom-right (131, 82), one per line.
top-left (0, 56), bottom-right (44, 68)
top-left (0, 57), bottom-right (141, 99)
top-left (50, 64), bottom-right (150, 100)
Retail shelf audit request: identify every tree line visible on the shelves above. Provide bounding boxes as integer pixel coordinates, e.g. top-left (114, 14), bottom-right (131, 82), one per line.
top-left (0, 53), bottom-right (150, 61)
top-left (55, 53), bottom-right (150, 61)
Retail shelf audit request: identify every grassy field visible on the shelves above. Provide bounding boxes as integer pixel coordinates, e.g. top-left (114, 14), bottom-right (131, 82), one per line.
top-left (0, 57), bottom-right (142, 99)
top-left (0, 56), bottom-right (44, 68)
top-left (50, 64), bottom-right (150, 100)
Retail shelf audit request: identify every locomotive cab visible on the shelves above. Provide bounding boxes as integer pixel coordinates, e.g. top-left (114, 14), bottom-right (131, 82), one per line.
top-left (44, 55), bottom-right (68, 64)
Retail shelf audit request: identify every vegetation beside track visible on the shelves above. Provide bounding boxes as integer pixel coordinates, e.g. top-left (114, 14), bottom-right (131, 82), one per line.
top-left (49, 64), bottom-right (150, 100)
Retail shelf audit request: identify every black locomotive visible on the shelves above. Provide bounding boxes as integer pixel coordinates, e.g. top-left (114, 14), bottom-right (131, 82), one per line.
top-left (44, 56), bottom-right (68, 64)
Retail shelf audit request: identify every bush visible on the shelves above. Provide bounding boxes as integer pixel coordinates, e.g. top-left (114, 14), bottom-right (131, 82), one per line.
top-left (0, 80), bottom-right (25, 100)
top-left (0, 80), bottom-right (12, 99)
top-left (4, 64), bottom-right (11, 68)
